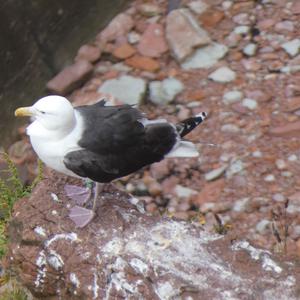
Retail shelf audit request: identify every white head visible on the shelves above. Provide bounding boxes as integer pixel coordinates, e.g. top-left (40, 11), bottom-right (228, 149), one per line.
top-left (15, 95), bottom-right (75, 131)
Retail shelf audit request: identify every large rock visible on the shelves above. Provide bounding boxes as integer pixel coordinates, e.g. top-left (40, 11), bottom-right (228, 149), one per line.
top-left (166, 8), bottom-right (211, 62)
top-left (98, 75), bottom-right (147, 105)
top-left (5, 174), bottom-right (300, 299)
top-left (46, 60), bottom-right (93, 95)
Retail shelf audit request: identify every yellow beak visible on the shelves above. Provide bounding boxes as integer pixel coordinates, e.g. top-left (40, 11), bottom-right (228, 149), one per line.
top-left (14, 106), bottom-right (34, 117)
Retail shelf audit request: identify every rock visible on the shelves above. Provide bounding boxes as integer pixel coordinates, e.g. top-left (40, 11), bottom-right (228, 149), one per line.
top-left (113, 43), bottom-right (136, 59)
top-left (264, 174), bottom-right (275, 182)
top-left (200, 10), bottom-right (225, 27)
top-left (193, 179), bottom-right (225, 205)
top-left (182, 43), bottom-right (228, 70)
top-left (46, 60), bottom-right (93, 95)
top-left (75, 44), bottom-right (101, 63)
top-left (149, 77), bottom-right (184, 105)
top-left (223, 90), bottom-right (243, 105)
top-left (275, 21), bottom-right (294, 32)
top-left (221, 124), bottom-right (240, 133)
top-left (125, 55), bottom-right (160, 72)
top-left (98, 75), bottom-right (146, 105)
top-left (291, 2), bottom-right (300, 14)
top-left (256, 220), bottom-right (271, 234)
top-left (281, 39), bottom-right (300, 57)
top-left (288, 154), bottom-right (298, 161)
top-left (225, 32), bottom-right (241, 48)
top-left (242, 98), bottom-right (257, 110)
top-left (137, 23), bottom-right (168, 58)
top-left (127, 31), bottom-right (141, 44)
top-left (233, 197), bottom-right (250, 212)
top-left (186, 0), bottom-right (208, 15)
top-left (291, 225), bottom-right (300, 240)
top-left (243, 43), bottom-right (257, 56)
top-left (233, 25), bottom-right (250, 35)
top-left (174, 185), bottom-right (197, 198)
top-left (166, 8), bottom-right (211, 62)
top-left (7, 175), bottom-right (300, 300)
top-left (98, 13), bottom-right (134, 42)
top-left (272, 193), bottom-right (286, 202)
top-left (205, 165), bottom-right (227, 181)
top-left (208, 67), bottom-right (236, 83)
top-left (233, 13), bottom-right (250, 25)
top-left (137, 3), bottom-right (162, 16)
top-left (275, 159), bottom-right (287, 170)
top-left (285, 97), bottom-right (300, 112)
top-left (226, 159), bottom-right (244, 178)
top-left (269, 121), bottom-right (300, 138)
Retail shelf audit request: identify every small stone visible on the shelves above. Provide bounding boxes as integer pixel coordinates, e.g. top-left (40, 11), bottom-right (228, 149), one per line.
top-left (172, 211), bottom-right (189, 221)
top-left (149, 77), bottom-right (184, 105)
top-left (233, 26), bottom-right (250, 35)
top-left (46, 60), bottom-right (93, 95)
top-left (194, 179), bottom-right (225, 205)
top-left (128, 31), bottom-right (141, 44)
top-left (200, 10), bottom-right (225, 27)
top-left (75, 44), bottom-right (101, 63)
top-left (99, 13), bottom-right (134, 42)
top-left (281, 39), bottom-right (300, 57)
top-left (288, 154), bottom-right (297, 161)
top-left (150, 160), bottom-right (170, 180)
top-left (187, 1), bottom-right (208, 15)
top-left (113, 43), bottom-right (136, 59)
top-left (242, 98), bottom-right (257, 110)
top-left (243, 43), bottom-right (257, 56)
top-left (174, 185), bottom-right (197, 198)
top-left (146, 202), bottom-right (158, 213)
top-left (137, 23), bottom-right (168, 58)
top-left (275, 159), bottom-right (286, 170)
top-left (257, 19), bottom-right (276, 31)
top-left (275, 21), bottom-right (294, 32)
top-left (264, 174), bottom-right (275, 182)
top-left (223, 90), bottom-right (243, 105)
top-left (256, 220), bottom-right (270, 234)
top-left (252, 150), bottom-right (262, 158)
top-left (225, 32), bottom-right (241, 48)
top-left (269, 121), bottom-right (300, 138)
top-left (272, 193), bottom-right (286, 202)
top-left (221, 124), bottom-right (240, 133)
top-left (290, 2), bottom-right (300, 14)
top-left (233, 13), bottom-right (250, 25)
top-left (182, 43), bottom-right (228, 70)
top-left (125, 55), bottom-right (160, 72)
top-left (233, 198), bottom-right (250, 212)
top-left (166, 8), bottom-right (211, 62)
top-left (208, 67), bottom-right (236, 83)
top-left (226, 159), bottom-right (244, 178)
top-left (137, 3), bottom-right (162, 16)
top-left (222, 1), bottom-right (233, 10)
top-left (98, 75), bottom-right (146, 105)
top-left (291, 225), bottom-right (300, 240)
top-left (205, 165), bottom-right (227, 181)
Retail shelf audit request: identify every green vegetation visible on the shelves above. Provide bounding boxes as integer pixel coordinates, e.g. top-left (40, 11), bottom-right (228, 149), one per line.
top-left (0, 279), bottom-right (29, 300)
top-left (0, 152), bottom-right (43, 258)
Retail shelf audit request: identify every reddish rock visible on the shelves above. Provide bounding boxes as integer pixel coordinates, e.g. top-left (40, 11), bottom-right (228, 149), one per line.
top-left (75, 44), bottom-right (101, 63)
top-left (284, 97), bottom-right (300, 112)
top-left (269, 121), bottom-right (300, 138)
top-left (199, 10), bottom-right (225, 27)
top-left (291, 2), bottom-right (300, 14)
top-left (46, 60), bottom-right (93, 95)
top-left (257, 19), bottom-right (276, 31)
top-left (166, 8), bottom-right (211, 62)
top-left (186, 89), bottom-right (206, 101)
top-left (137, 23), bottom-right (168, 58)
top-left (193, 179), bottom-right (225, 206)
top-left (98, 13), bottom-right (134, 42)
top-left (125, 55), bottom-right (160, 72)
top-left (113, 43), bottom-right (136, 59)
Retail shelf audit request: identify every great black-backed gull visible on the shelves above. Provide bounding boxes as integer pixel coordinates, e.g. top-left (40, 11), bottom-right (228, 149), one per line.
top-left (15, 95), bottom-right (206, 227)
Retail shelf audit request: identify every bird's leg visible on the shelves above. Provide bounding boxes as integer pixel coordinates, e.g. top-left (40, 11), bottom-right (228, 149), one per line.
top-left (92, 182), bottom-right (104, 211)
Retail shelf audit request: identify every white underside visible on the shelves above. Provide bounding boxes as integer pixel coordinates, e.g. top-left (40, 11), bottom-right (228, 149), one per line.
top-left (165, 141), bottom-right (199, 158)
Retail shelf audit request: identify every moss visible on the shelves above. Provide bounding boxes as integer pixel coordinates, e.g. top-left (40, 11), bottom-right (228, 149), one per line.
top-left (0, 152), bottom-right (43, 258)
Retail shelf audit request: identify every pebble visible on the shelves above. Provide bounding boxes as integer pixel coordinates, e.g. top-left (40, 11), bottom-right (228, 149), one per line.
top-left (243, 43), bottom-right (257, 56)
top-left (125, 55), bottom-right (160, 72)
top-left (149, 77), bottom-right (184, 105)
top-left (221, 124), bottom-right (240, 133)
top-left (98, 75), bottom-right (146, 105)
top-left (288, 154), bottom-right (297, 161)
top-left (182, 43), bottom-right (228, 70)
top-left (264, 174), bottom-right (275, 182)
top-left (281, 39), bottom-right (300, 57)
top-left (222, 1), bottom-right (232, 10)
top-left (275, 159), bottom-right (287, 170)
top-left (275, 21), bottom-right (294, 32)
top-left (208, 67), bottom-right (236, 83)
top-left (223, 90), bottom-right (243, 105)
top-left (233, 197), bottom-right (250, 212)
top-left (233, 13), bottom-right (250, 25)
top-left (187, 0), bottom-right (208, 15)
top-left (75, 44), bottom-right (101, 63)
top-left (137, 3), bottom-right (162, 16)
top-left (234, 26), bottom-right (250, 35)
top-left (256, 219), bottom-right (270, 234)
top-left (242, 98), bottom-right (257, 110)
top-left (226, 159), bottom-right (244, 178)
top-left (252, 150), bottom-right (262, 158)
top-left (205, 165), bottom-right (227, 181)
top-left (174, 185), bottom-right (197, 198)
top-left (113, 43), bottom-right (136, 59)
top-left (137, 23), bottom-right (168, 58)
top-left (269, 121), bottom-right (300, 138)
top-left (166, 8), bottom-right (211, 62)
top-left (128, 31), bottom-right (141, 44)
top-left (272, 193), bottom-right (286, 202)
top-left (290, 225), bottom-right (300, 240)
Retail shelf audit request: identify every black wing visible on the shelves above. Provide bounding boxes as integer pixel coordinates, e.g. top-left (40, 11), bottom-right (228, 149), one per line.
top-left (64, 102), bottom-right (177, 182)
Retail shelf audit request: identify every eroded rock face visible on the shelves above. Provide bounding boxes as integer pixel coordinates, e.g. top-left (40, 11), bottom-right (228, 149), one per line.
top-left (6, 173), bottom-right (300, 299)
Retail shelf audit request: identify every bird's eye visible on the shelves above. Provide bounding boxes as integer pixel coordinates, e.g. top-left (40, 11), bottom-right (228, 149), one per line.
top-left (40, 111), bottom-right (46, 114)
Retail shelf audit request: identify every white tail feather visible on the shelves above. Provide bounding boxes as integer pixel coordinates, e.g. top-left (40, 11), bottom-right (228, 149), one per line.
top-left (165, 141), bottom-right (199, 158)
